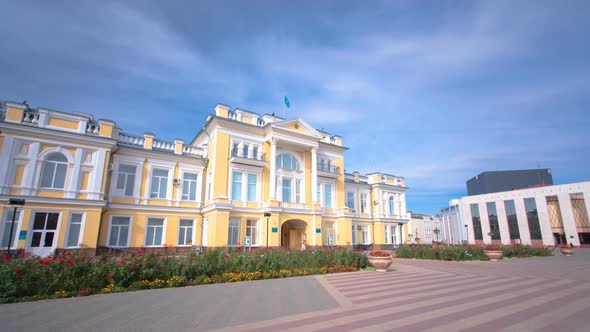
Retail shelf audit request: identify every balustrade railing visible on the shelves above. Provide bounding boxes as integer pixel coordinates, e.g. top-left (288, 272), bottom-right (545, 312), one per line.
top-left (22, 110), bottom-right (39, 124)
top-left (318, 165), bottom-right (340, 174)
top-left (152, 139), bottom-right (175, 152)
top-left (118, 133), bottom-right (145, 147)
top-left (231, 148), bottom-right (264, 161)
top-left (280, 202), bottom-right (310, 209)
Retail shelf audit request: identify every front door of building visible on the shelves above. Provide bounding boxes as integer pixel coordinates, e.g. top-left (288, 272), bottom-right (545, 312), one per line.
top-left (27, 212), bottom-right (59, 256)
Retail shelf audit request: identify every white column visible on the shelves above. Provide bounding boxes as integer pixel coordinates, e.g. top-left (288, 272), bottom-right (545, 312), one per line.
top-left (66, 148), bottom-right (84, 199)
top-left (0, 136), bottom-right (15, 194)
top-left (496, 200), bottom-right (511, 245)
top-left (514, 198), bottom-right (532, 245)
top-left (22, 142), bottom-right (40, 196)
top-left (535, 195), bottom-right (555, 246)
top-left (558, 193), bottom-right (580, 246)
top-left (269, 138), bottom-right (277, 199)
top-left (311, 147), bottom-right (318, 203)
top-left (399, 223), bottom-right (405, 244)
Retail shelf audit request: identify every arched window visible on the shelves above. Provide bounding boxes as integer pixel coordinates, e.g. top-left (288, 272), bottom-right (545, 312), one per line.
top-left (276, 153), bottom-right (300, 170)
top-left (40, 152), bottom-right (68, 189)
top-left (389, 196), bottom-right (395, 216)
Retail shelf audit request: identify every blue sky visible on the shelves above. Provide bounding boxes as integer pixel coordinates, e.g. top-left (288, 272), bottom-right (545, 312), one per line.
top-left (1, 1), bottom-right (589, 214)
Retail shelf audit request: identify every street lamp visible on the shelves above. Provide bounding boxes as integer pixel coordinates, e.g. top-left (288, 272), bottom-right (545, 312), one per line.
top-left (465, 224), bottom-right (469, 244)
top-left (6, 198), bottom-right (25, 256)
top-left (264, 212), bottom-right (272, 248)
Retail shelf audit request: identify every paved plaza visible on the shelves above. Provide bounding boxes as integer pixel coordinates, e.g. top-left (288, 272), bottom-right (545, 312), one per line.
top-left (2, 249), bottom-right (590, 331)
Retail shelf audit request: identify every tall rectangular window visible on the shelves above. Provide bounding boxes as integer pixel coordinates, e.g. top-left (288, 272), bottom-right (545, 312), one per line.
top-left (470, 204), bottom-right (483, 240)
top-left (282, 178), bottom-right (292, 202)
top-left (150, 169), bottom-right (168, 199)
top-left (232, 171), bottom-right (243, 201)
top-left (361, 225), bottom-right (370, 244)
top-left (145, 218), bottom-right (165, 246)
top-left (247, 174), bottom-right (257, 201)
top-left (178, 219), bottom-right (193, 246)
top-left (524, 198), bottom-right (542, 240)
top-left (325, 184), bottom-right (332, 208)
top-left (352, 224), bottom-right (358, 245)
top-left (325, 222), bottom-right (335, 245)
top-left (1, 210), bottom-right (22, 248)
top-left (246, 220), bottom-right (258, 245)
top-left (504, 200), bottom-right (521, 240)
top-left (486, 202), bottom-right (501, 240)
top-left (346, 192), bottom-right (356, 212)
top-left (252, 146), bottom-right (259, 159)
top-left (317, 184), bottom-right (321, 204)
top-left (109, 216), bottom-right (130, 247)
top-left (66, 213), bottom-right (83, 247)
top-left (182, 173), bottom-right (198, 201)
top-left (116, 164), bottom-right (136, 196)
top-left (295, 180), bottom-right (302, 203)
top-left (228, 219), bottom-right (239, 246)
top-left (360, 193), bottom-right (368, 213)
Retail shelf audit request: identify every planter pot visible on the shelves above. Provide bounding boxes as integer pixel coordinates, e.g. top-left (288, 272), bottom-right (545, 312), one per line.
top-left (368, 256), bottom-right (393, 272)
top-left (484, 250), bottom-right (503, 262)
top-left (560, 248), bottom-right (574, 256)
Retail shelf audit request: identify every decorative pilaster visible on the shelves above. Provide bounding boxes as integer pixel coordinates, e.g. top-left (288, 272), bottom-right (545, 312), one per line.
top-left (269, 137), bottom-right (277, 199)
top-left (311, 146), bottom-right (318, 203)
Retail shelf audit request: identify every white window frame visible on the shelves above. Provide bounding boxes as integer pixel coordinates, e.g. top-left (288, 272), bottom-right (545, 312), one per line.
top-left (177, 219), bottom-right (195, 246)
top-left (361, 225), bottom-right (371, 244)
top-left (64, 212), bottom-right (86, 248)
top-left (150, 168), bottom-right (170, 199)
top-left (181, 172), bottom-right (198, 201)
top-left (246, 219), bottom-right (259, 246)
top-left (228, 219), bottom-right (240, 246)
top-left (144, 217), bottom-right (167, 247)
top-left (360, 192), bottom-right (369, 214)
top-left (111, 157), bottom-right (143, 198)
top-left (346, 191), bottom-right (356, 212)
top-left (40, 153), bottom-right (69, 190)
top-left (229, 165), bottom-right (261, 203)
top-left (107, 216), bottom-right (132, 248)
top-left (230, 138), bottom-right (262, 159)
top-left (1, 209), bottom-right (24, 249)
top-left (352, 224), bottom-right (358, 245)
top-left (115, 164), bottom-right (137, 197)
top-left (147, 161), bottom-right (175, 200)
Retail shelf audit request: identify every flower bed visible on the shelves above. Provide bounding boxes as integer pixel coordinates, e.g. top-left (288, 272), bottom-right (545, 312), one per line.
top-left (0, 247), bottom-right (367, 303)
top-left (395, 244), bottom-right (552, 261)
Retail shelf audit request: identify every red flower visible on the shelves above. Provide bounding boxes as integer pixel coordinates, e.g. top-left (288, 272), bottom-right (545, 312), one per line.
top-left (224, 254), bottom-right (229, 259)
top-left (134, 258), bottom-right (140, 262)
top-left (195, 264), bottom-right (200, 269)
top-left (108, 274), bottom-right (114, 280)
top-left (65, 252), bottom-right (71, 257)
top-left (129, 266), bottom-right (135, 272)
top-left (44, 270), bottom-right (49, 275)
top-left (66, 260), bottom-right (73, 266)
top-left (118, 259), bottom-right (125, 265)
top-left (179, 263), bottom-right (185, 268)
top-left (3, 255), bottom-right (12, 261)
top-left (59, 260), bottom-right (65, 265)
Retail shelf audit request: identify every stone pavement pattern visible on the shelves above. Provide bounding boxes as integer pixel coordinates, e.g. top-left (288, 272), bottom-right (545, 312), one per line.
top-left (2, 249), bottom-right (590, 331)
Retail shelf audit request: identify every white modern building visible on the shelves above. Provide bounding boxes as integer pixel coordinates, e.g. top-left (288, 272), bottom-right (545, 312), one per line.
top-left (447, 181), bottom-right (590, 247)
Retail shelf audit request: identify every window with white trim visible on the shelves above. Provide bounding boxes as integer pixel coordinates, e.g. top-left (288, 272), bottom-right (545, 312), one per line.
top-left (360, 193), bottom-right (368, 214)
top-left (276, 153), bottom-right (300, 170)
top-left (66, 213), bottom-right (84, 247)
top-left (109, 217), bottom-right (130, 247)
top-left (361, 225), bottom-right (370, 244)
top-left (388, 196), bottom-right (395, 215)
top-left (116, 164), bottom-right (136, 196)
top-left (246, 220), bottom-right (258, 245)
top-left (325, 184), bottom-right (332, 208)
top-left (182, 172), bottom-right (198, 201)
top-left (247, 174), bottom-right (257, 202)
top-left (40, 152), bottom-right (68, 189)
top-left (346, 192), bottom-right (356, 212)
top-left (150, 169), bottom-right (169, 199)
top-left (282, 178), bottom-right (292, 202)
top-left (1, 209), bottom-right (22, 248)
top-left (145, 218), bottom-right (165, 246)
top-left (228, 219), bottom-right (239, 246)
top-left (352, 224), bottom-right (358, 245)
top-left (325, 222), bottom-right (335, 245)
top-left (178, 219), bottom-right (194, 246)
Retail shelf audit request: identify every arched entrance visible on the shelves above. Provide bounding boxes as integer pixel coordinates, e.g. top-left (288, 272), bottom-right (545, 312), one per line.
top-left (281, 219), bottom-right (307, 249)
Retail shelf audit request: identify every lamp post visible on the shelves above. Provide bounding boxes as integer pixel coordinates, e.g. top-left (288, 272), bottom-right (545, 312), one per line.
top-left (6, 198), bottom-right (25, 256)
top-left (264, 212), bottom-right (272, 248)
top-left (433, 228), bottom-right (440, 244)
top-left (465, 224), bottom-right (469, 244)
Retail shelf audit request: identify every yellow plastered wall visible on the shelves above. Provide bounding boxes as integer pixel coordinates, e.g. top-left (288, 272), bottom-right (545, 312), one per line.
top-left (139, 159), bottom-right (149, 199)
top-left (80, 171), bottom-right (90, 191)
top-left (374, 222), bottom-right (385, 245)
top-left (337, 218), bottom-right (352, 245)
top-left (261, 141), bottom-right (271, 201)
top-left (0, 136), bottom-right (5, 154)
top-left (99, 123), bottom-right (114, 138)
top-left (6, 105), bottom-right (24, 122)
top-left (47, 117), bottom-right (79, 130)
top-left (172, 163), bottom-right (180, 201)
top-left (13, 165), bottom-right (25, 185)
top-left (213, 132), bottom-right (230, 198)
top-left (205, 212), bottom-right (230, 247)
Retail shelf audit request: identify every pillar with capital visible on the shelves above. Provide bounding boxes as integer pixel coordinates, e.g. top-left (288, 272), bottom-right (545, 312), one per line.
top-left (311, 146), bottom-right (318, 203)
top-left (269, 137), bottom-right (277, 199)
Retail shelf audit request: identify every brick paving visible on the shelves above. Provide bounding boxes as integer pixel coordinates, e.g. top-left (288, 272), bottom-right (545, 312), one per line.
top-left (211, 249), bottom-right (590, 332)
top-left (2, 249), bottom-right (590, 331)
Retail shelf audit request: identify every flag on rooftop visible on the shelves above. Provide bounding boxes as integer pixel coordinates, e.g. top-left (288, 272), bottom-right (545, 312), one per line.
top-left (284, 96), bottom-right (290, 109)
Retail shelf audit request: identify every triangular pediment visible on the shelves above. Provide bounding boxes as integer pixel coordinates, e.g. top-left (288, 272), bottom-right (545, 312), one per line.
top-left (271, 118), bottom-right (323, 139)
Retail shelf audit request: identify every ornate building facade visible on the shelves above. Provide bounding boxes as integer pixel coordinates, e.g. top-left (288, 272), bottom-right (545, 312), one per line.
top-left (0, 101), bottom-right (409, 256)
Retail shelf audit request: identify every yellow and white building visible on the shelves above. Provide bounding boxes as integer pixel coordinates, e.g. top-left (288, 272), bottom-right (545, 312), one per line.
top-left (0, 101), bottom-right (409, 256)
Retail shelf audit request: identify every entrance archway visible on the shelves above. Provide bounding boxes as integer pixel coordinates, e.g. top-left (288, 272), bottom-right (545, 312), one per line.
top-left (281, 219), bottom-right (307, 249)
